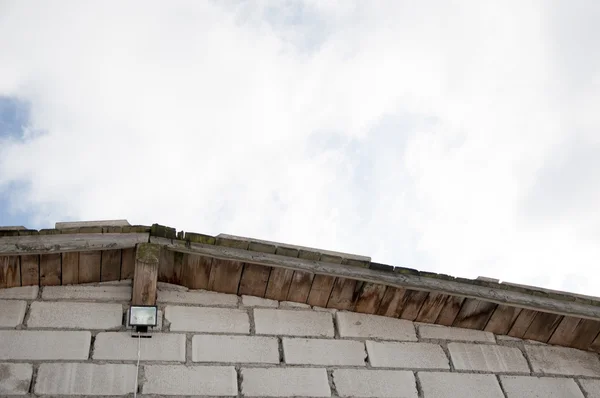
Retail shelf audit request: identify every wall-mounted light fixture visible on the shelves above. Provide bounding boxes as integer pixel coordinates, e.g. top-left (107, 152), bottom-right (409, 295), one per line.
top-left (129, 305), bottom-right (157, 334)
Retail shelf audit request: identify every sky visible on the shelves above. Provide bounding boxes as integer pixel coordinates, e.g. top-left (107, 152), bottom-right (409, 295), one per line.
top-left (0, 1), bottom-right (599, 295)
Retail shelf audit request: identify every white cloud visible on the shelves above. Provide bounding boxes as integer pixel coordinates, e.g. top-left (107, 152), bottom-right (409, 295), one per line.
top-left (0, 1), bottom-right (598, 295)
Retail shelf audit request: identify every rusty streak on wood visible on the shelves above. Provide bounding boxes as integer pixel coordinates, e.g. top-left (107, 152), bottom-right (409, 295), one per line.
top-left (101, 249), bottom-right (122, 282)
top-left (377, 287), bottom-right (409, 318)
top-left (207, 258), bottom-right (243, 294)
top-left (120, 248), bottom-right (136, 280)
top-left (523, 312), bottom-right (563, 342)
top-left (0, 256), bottom-right (20, 288)
top-left (265, 267), bottom-right (295, 301)
top-left (0, 233), bottom-right (149, 255)
top-left (180, 254), bottom-right (212, 290)
top-left (61, 252), bottom-right (79, 285)
top-left (415, 292), bottom-right (448, 323)
top-left (452, 299), bottom-right (497, 330)
top-left (484, 305), bottom-right (522, 335)
top-left (354, 283), bottom-right (387, 314)
top-left (132, 243), bottom-right (160, 306)
top-left (20, 255), bottom-right (39, 286)
top-left (399, 290), bottom-right (429, 321)
top-left (508, 309), bottom-right (538, 338)
top-left (435, 296), bottom-right (465, 326)
top-left (78, 251), bottom-right (101, 283)
top-left (39, 253), bottom-right (61, 286)
top-left (238, 264), bottom-right (271, 297)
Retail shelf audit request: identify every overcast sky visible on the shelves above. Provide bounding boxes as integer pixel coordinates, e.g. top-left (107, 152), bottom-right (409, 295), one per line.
top-left (0, 1), bottom-right (599, 295)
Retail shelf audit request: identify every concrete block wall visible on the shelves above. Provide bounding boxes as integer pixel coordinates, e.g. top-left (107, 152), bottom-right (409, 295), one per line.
top-left (1, 282), bottom-right (600, 397)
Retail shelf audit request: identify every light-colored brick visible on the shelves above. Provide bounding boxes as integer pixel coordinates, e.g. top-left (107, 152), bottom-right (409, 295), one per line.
top-left (280, 300), bottom-right (310, 309)
top-left (193, 335), bottom-right (279, 363)
top-left (418, 372), bottom-right (504, 398)
top-left (0, 330), bottom-right (90, 360)
top-left (254, 309), bottom-right (334, 337)
top-left (500, 376), bottom-right (584, 398)
top-left (0, 363), bottom-right (32, 395)
top-left (242, 295), bottom-right (278, 308)
top-left (418, 324), bottom-right (495, 343)
top-left (336, 311), bottom-right (417, 341)
top-left (157, 289), bottom-right (238, 306)
top-left (143, 365), bottom-right (236, 396)
top-left (283, 338), bottom-right (365, 366)
top-left (35, 363), bottom-right (136, 395)
top-left (0, 300), bottom-right (26, 327)
top-left (312, 306), bottom-right (337, 313)
top-left (27, 301), bottom-right (122, 329)
top-left (579, 379), bottom-right (600, 397)
top-left (366, 341), bottom-right (449, 370)
top-left (525, 345), bottom-right (600, 377)
top-left (334, 369), bottom-right (417, 398)
top-left (0, 286), bottom-right (38, 300)
top-left (93, 332), bottom-right (185, 361)
top-left (448, 343), bottom-right (530, 373)
top-left (42, 285), bottom-right (131, 301)
top-left (242, 367), bottom-right (330, 397)
top-left (165, 306), bottom-right (249, 333)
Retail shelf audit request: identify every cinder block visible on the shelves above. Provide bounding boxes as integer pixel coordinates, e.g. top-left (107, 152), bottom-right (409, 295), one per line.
top-left (0, 300), bottom-right (27, 327)
top-left (165, 306), bottom-right (249, 333)
top-left (42, 285), bottom-right (131, 301)
top-left (333, 369), bottom-right (418, 397)
top-left (27, 301), bottom-right (122, 329)
top-left (525, 345), bottom-right (600, 377)
top-left (579, 379), bottom-right (600, 397)
top-left (158, 289), bottom-right (238, 306)
top-left (366, 341), bottom-right (449, 370)
top-left (280, 301), bottom-right (311, 309)
top-left (448, 343), bottom-right (529, 373)
top-left (418, 324), bottom-right (495, 343)
top-left (142, 365), bottom-right (237, 396)
top-left (336, 312), bottom-right (417, 341)
top-left (93, 332), bottom-right (185, 361)
top-left (283, 338), bottom-right (366, 366)
top-left (241, 367), bottom-right (330, 397)
top-left (0, 286), bottom-right (38, 300)
top-left (0, 363), bottom-right (32, 395)
top-left (418, 372), bottom-right (504, 398)
top-left (500, 376), bottom-right (584, 398)
top-left (242, 295), bottom-right (278, 308)
top-left (0, 330), bottom-right (90, 360)
top-left (254, 309), bottom-right (334, 337)
top-left (35, 363), bottom-right (136, 395)
top-left (192, 335), bottom-right (279, 363)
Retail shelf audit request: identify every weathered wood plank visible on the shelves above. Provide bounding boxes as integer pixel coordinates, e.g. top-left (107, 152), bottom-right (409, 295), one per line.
top-left (61, 252), bottom-right (79, 285)
top-left (377, 287), bottom-right (409, 317)
top-left (306, 274), bottom-right (336, 307)
top-left (39, 254), bottom-right (61, 286)
top-left (0, 232), bottom-right (149, 255)
top-left (20, 255), bottom-right (39, 286)
top-left (120, 248), bottom-right (136, 280)
top-left (78, 251), bottom-right (101, 283)
top-left (415, 292), bottom-right (448, 323)
top-left (101, 249), bottom-right (121, 282)
top-left (157, 249), bottom-right (175, 283)
top-left (286, 271), bottom-right (315, 303)
top-left (265, 268), bottom-right (295, 301)
top-left (207, 258), bottom-right (243, 294)
top-left (547, 316), bottom-right (582, 347)
top-left (399, 290), bottom-right (430, 321)
top-left (588, 330), bottom-right (600, 353)
top-left (354, 283), bottom-right (387, 314)
top-left (0, 256), bottom-right (20, 288)
top-left (523, 312), bottom-right (563, 342)
top-left (327, 278), bottom-right (359, 310)
top-left (508, 309), bottom-right (538, 338)
top-left (180, 254), bottom-right (212, 290)
top-left (435, 296), bottom-right (465, 326)
top-left (172, 252), bottom-right (184, 285)
top-left (132, 243), bottom-right (159, 305)
top-left (484, 305), bottom-right (522, 335)
top-left (238, 264), bottom-right (271, 297)
top-left (548, 317), bottom-right (600, 350)
top-left (452, 299), bottom-right (497, 329)
top-left (150, 236), bottom-right (600, 320)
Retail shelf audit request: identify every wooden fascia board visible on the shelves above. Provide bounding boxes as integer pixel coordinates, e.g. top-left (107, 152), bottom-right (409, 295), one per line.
top-left (0, 233), bottom-right (149, 255)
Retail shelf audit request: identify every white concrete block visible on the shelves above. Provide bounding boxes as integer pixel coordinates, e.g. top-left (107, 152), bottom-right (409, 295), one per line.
top-left (0, 300), bottom-right (26, 327)
top-left (158, 289), bottom-right (238, 306)
top-left (0, 286), bottom-right (38, 300)
top-left (192, 335), bottom-right (279, 363)
top-left (418, 372), bottom-right (504, 398)
top-left (165, 306), bottom-right (249, 333)
top-left (334, 369), bottom-right (418, 398)
top-left (241, 367), bottom-right (330, 397)
top-left (254, 309), bottom-right (334, 337)
top-left (312, 306), bottom-right (337, 313)
top-left (579, 379), bottom-right (600, 397)
top-left (0, 363), bottom-right (32, 395)
top-left (142, 365), bottom-right (237, 396)
top-left (93, 332), bottom-right (185, 361)
top-left (283, 338), bottom-right (366, 366)
top-left (336, 311), bottom-right (417, 341)
top-left (27, 301), bottom-right (122, 329)
top-left (500, 376), bottom-right (584, 398)
top-left (448, 343), bottom-right (530, 373)
top-left (280, 300), bottom-right (311, 309)
top-left (35, 363), bottom-right (136, 395)
top-left (0, 330), bottom-right (90, 360)
top-left (242, 295), bottom-right (278, 308)
top-left (418, 324), bottom-right (495, 343)
top-left (42, 285), bottom-right (131, 301)
top-left (366, 341), bottom-right (449, 370)
top-left (525, 345), bottom-right (600, 377)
